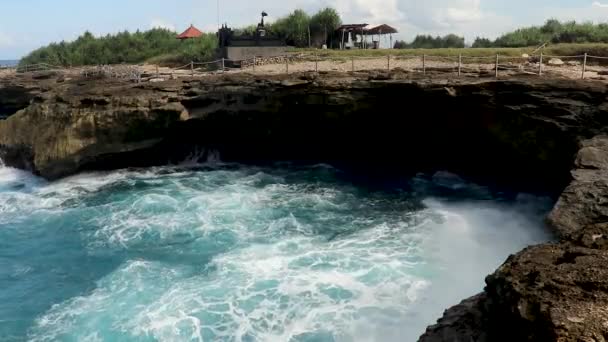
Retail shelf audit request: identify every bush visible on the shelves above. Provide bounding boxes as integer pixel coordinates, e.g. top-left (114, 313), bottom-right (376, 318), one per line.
top-left (20, 28), bottom-right (218, 67)
top-left (393, 34), bottom-right (465, 49)
top-left (472, 37), bottom-right (493, 48)
top-left (271, 9), bottom-right (311, 47)
top-left (492, 19), bottom-right (608, 47)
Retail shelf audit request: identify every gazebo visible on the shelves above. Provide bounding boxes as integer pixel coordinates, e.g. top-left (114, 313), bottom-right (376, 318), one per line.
top-left (177, 25), bottom-right (204, 40)
top-left (336, 24), bottom-right (369, 49)
top-left (365, 24), bottom-right (398, 49)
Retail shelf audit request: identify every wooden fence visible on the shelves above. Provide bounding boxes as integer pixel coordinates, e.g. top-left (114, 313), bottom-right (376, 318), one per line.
top-left (8, 52), bottom-right (608, 82)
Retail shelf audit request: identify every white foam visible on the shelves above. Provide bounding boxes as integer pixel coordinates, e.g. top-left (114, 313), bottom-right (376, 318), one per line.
top-left (15, 166), bottom-right (551, 341)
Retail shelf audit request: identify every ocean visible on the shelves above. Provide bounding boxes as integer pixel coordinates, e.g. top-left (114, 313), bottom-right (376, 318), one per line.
top-left (0, 60), bottom-right (19, 68)
top-left (0, 161), bottom-right (551, 341)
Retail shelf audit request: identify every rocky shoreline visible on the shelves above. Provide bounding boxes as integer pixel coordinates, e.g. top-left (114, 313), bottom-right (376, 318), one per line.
top-left (1, 70), bottom-right (608, 341)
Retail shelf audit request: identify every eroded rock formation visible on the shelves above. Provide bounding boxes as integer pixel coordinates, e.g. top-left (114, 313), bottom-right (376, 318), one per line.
top-left (2, 71), bottom-right (608, 341)
top-left (421, 136), bottom-right (608, 342)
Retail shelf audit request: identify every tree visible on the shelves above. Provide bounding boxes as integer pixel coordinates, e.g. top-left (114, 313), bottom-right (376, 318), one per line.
top-left (310, 7), bottom-right (342, 44)
top-left (541, 19), bottom-right (563, 35)
top-left (20, 27), bottom-right (217, 67)
top-left (394, 40), bottom-right (408, 49)
top-left (442, 34), bottom-right (465, 48)
top-left (472, 37), bottom-right (493, 48)
top-left (272, 9), bottom-right (311, 47)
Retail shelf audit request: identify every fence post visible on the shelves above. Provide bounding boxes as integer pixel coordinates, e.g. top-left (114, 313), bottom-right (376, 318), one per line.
top-left (352, 57), bottom-right (355, 72)
top-left (285, 57), bottom-right (289, 74)
top-left (422, 54), bottom-right (426, 74)
top-left (495, 54), bottom-right (499, 78)
top-left (582, 53), bottom-right (588, 80)
top-left (315, 53), bottom-right (318, 72)
top-left (387, 55), bottom-right (391, 71)
top-left (24, 64), bottom-right (28, 73)
top-left (221, 58), bottom-right (225, 72)
top-left (539, 53), bottom-right (543, 76)
top-left (458, 54), bottom-right (462, 76)
top-left (156, 65), bottom-right (159, 78)
top-left (191, 61), bottom-right (194, 76)
top-left (253, 56), bottom-right (256, 72)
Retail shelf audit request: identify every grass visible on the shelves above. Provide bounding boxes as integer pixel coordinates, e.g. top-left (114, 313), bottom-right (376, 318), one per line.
top-left (292, 43), bottom-right (608, 59)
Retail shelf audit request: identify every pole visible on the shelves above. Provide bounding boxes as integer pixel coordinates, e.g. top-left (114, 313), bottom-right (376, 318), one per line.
top-left (387, 55), bottom-right (390, 71)
top-left (458, 54), bottom-right (462, 76)
top-left (191, 61), bottom-right (194, 76)
top-left (495, 54), bottom-right (499, 78)
top-left (315, 53), bottom-right (318, 72)
top-left (221, 58), bottom-right (225, 72)
top-left (423, 54), bottom-right (426, 74)
top-left (156, 65), bottom-right (159, 78)
top-left (539, 53), bottom-right (543, 76)
top-left (582, 53), bottom-right (588, 80)
top-left (253, 56), bottom-right (256, 72)
top-left (352, 57), bottom-right (355, 72)
top-left (308, 26), bottom-right (311, 48)
top-left (286, 58), bottom-right (289, 73)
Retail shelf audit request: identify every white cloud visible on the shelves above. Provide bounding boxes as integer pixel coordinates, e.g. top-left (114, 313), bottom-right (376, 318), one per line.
top-left (150, 19), bottom-right (176, 32)
top-left (592, 1), bottom-right (608, 8)
top-left (539, 1), bottom-right (608, 23)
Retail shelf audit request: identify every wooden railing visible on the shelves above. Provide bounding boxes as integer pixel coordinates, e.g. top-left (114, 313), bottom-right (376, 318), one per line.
top-left (10, 52), bottom-right (608, 81)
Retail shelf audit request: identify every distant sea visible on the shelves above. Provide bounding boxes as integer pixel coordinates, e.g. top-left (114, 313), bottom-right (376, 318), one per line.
top-left (0, 60), bottom-right (19, 67)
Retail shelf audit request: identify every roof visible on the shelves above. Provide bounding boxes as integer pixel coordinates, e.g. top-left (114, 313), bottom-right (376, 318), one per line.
top-left (336, 24), bottom-right (369, 32)
top-left (365, 24), bottom-right (398, 35)
top-left (177, 25), bottom-right (203, 39)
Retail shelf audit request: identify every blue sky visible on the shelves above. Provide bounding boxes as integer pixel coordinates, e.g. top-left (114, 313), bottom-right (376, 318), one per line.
top-left (0, 0), bottom-right (607, 59)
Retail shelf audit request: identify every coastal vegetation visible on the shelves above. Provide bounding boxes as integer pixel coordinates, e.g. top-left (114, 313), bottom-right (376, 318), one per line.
top-left (473, 19), bottom-right (608, 47)
top-left (393, 34), bottom-right (465, 49)
top-left (19, 7), bottom-right (341, 67)
top-left (17, 13), bottom-right (608, 67)
top-left (298, 43), bottom-right (608, 60)
top-left (19, 29), bottom-right (217, 67)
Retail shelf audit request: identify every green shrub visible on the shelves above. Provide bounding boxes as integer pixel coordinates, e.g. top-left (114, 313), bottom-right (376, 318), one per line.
top-left (20, 28), bottom-right (218, 67)
top-left (393, 34), bottom-right (465, 49)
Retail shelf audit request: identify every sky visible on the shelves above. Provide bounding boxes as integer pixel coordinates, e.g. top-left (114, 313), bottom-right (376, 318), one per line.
top-left (0, 0), bottom-right (607, 59)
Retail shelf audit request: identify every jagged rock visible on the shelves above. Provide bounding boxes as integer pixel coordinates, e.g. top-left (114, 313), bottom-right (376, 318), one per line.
top-left (3, 73), bottom-right (605, 184)
top-left (422, 135), bottom-right (608, 342)
top-left (567, 60), bottom-right (581, 66)
top-left (548, 136), bottom-right (608, 237)
top-left (485, 244), bottom-right (608, 341)
top-left (548, 58), bottom-right (565, 66)
top-left (0, 86), bottom-right (188, 179)
top-left (420, 294), bottom-right (488, 342)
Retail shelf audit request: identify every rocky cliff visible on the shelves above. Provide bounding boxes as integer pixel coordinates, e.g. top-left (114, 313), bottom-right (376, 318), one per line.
top-left (421, 136), bottom-right (608, 342)
top-left (1, 71), bottom-right (608, 341)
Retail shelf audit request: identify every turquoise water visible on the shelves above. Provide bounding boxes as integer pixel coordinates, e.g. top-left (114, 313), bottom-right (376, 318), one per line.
top-left (0, 161), bottom-right (551, 341)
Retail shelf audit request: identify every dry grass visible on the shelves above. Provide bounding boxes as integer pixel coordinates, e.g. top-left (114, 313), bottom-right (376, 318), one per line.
top-left (293, 43), bottom-right (608, 60)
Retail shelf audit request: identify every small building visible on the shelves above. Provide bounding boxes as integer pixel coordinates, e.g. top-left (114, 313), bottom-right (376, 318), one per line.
top-left (177, 25), bottom-right (204, 40)
top-left (335, 24), bottom-right (399, 49)
top-left (366, 24), bottom-right (399, 49)
top-left (336, 24), bottom-right (369, 49)
top-left (218, 12), bottom-right (288, 62)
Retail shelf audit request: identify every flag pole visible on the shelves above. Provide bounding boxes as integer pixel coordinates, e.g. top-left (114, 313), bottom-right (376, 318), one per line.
top-left (217, 0), bottom-right (220, 30)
